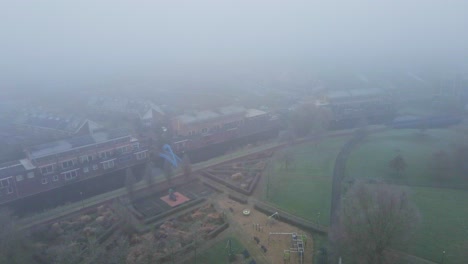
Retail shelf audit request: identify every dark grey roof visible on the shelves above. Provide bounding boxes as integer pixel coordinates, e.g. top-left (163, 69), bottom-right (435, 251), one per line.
top-left (0, 161), bottom-right (25, 179)
top-left (16, 113), bottom-right (86, 133)
top-left (27, 129), bottom-right (132, 159)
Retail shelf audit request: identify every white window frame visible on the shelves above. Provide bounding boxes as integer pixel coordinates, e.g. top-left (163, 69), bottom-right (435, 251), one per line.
top-left (83, 167), bottom-right (89, 173)
top-left (53, 175), bottom-right (59, 181)
top-left (99, 150), bottom-right (113, 159)
top-left (80, 155), bottom-right (90, 163)
top-left (132, 143), bottom-right (139, 151)
top-left (27, 171), bottom-right (35, 179)
top-left (116, 145), bottom-right (131, 154)
top-left (7, 187), bottom-right (13, 194)
top-left (61, 159), bottom-right (75, 170)
top-left (101, 159), bottom-right (115, 170)
top-left (62, 169), bottom-right (79, 181)
top-left (92, 164), bottom-right (99, 170)
top-left (41, 177), bottom-right (48, 184)
top-left (0, 179), bottom-right (9, 188)
top-left (135, 150), bottom-right (147, 160)
top-left (16, 175), bottom-right (24, 182)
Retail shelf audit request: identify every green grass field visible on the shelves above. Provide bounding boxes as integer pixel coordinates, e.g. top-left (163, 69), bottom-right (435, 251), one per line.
top-left (265, 136), bottom-right (350, 224)
top-left (347, 129), bottom-right (468, 188)
top-left (346, 128), bottom-right (468, 263)
top-left (190, 237), bottom-right (245, 264)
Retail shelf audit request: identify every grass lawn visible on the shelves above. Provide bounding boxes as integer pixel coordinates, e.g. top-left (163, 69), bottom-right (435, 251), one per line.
top-left (346, 128), bottom-right (468, 263)
top-left (191, 237), bottom-right (245, 264)
top-left (265, 136), bottom-right (350, 224)
top-left (346, 128), bottom-right (468, 188)
top-left (404, 187), bottom-right (468, 264)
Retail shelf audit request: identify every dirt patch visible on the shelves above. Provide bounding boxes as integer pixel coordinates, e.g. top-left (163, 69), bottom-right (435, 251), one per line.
top-left (217, 196), bottom-right (314, 264)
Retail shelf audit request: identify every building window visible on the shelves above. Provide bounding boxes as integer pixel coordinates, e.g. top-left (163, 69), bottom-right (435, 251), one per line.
top-left (80, 155), bottom-right (94, 163)
top-left (99, 150), bottom-right (113, 159)
top-left (61, 159), bottom-right (75, 169)
top-left (53, 175), bottom-right (59, 181)
top-left (102, 160), bottom-right (115, 170)
top-left (201, 128), bottom-right (208, 133)
top-left (16, 175), bottom-right (24, 182)
top-left (92, 164), bottom-right (99, 170)
top-left (135, 151), bottom-right (147, 160)
top-left (7, 187), bottom-right (13, 194)
top-left (116, 145), bottom-right (131, 154)
top-left (27, 172), bottom-right (35, 179)
top-left (40, 164), bottom-right (55, 175)
top-left (41, 178), bottom-right (48, 184)
top-left (83, 167), bottom-right (89, 173)
top-left (63, 170), bottom-right (78, 181)
top-left (0, 179), bottom-right (9, 188)
top-left (132, 143), bottom-right (140, 151)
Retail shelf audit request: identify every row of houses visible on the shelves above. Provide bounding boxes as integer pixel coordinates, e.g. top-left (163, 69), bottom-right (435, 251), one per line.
top-left (0, 129), bottom-right (149, 204)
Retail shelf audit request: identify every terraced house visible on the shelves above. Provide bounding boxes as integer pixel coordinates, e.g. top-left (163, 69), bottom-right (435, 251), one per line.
top-left (0, 129), bottom-right (149, 204)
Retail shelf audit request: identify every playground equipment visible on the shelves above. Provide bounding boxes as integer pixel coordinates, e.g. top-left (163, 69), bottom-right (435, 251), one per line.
top-left (168, 188), bottom-right (177, 201)
top-left (159, 144), bottom-right (182, 168)
top-left (268, 232), bottom-right (307, 264)
top-left (266, 212), bottom-right (279, 226)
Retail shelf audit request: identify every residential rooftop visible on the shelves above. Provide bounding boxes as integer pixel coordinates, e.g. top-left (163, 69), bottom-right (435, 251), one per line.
top-left (27, 129), bottom-right (133, 159)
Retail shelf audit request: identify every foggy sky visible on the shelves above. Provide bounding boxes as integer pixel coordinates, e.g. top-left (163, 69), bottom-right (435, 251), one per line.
top-left (1, 0), bottom-right (467, 92)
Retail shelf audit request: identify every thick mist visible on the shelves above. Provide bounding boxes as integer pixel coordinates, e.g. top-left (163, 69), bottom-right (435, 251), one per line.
top-left (1, 0), bottom-right (467, 92)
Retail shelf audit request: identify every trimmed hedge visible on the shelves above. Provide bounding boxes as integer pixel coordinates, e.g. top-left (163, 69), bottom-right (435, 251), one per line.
top-left (207, 222), bottom-right (229, 239)
top-left (228, 194), bottom-right (248, 204)
top-left (254, 201), bottom-right (328, 235)
top-left (143, 198), bottom-right (205, 225)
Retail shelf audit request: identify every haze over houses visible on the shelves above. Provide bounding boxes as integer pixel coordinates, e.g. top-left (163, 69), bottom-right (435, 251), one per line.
top-left (87, 96), bottom-right (165, 127)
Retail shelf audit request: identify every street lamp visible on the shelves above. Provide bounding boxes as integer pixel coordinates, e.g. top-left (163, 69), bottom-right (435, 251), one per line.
top-left (441, 250), bottom-right (446, 264)
top-left (317, 212), bottom-right (321, 225)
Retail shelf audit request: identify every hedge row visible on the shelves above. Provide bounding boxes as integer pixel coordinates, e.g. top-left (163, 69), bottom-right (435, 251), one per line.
top-left (143, 198), bottom-right (205, 225)
top-left (254, 201), bottom-right (328, 235)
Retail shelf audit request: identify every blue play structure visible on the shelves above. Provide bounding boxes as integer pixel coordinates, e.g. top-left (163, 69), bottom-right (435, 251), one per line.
top-left (159, 144), bottom-right (182, 168)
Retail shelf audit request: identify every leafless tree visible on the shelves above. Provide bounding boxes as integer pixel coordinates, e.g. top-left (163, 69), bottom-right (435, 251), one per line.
top-left (111, 199), bottom-right (137, 237)
top-left (181, 153), bottom-right (192, 179)
top-left (332, 182), bottom-right (420, 264)
top-left (289, 103), bottom-right (332, 137)
top-left (275, 149), bottom-right (295, 170)
top-left (389, 154), bottom-right (407, 177)
top-left (144, 161), bottom-right (154, 189)
top-left (163, 159), bottom-right (174, 184)
top-left (0, 208), bottom-right (36, 264)
top-left (125, 167), bottom-right (136, 201)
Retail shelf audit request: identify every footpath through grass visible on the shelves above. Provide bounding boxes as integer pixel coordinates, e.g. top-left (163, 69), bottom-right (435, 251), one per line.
top-left (264, 136), bottom-right (350, 224)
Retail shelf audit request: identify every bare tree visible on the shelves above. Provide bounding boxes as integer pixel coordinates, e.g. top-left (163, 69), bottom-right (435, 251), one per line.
top-left (181, 153), bottom-right (192, 179)
top-left (332, 182), bottom-right (420, 264)
top-left (389, 154), bottom-right (407, 177)
top-left (163, 159), bottom-right (174, 184)
top-left (0, 208), bottom-right (36, 264)
top-left (144, 161), bottom-right (154, 189)
top-left (125, 167), bottom-right (136, 201)
top-left (275, 149), bottom-right (295, 170)
top-left (111, 199), bottom-right (137, 236)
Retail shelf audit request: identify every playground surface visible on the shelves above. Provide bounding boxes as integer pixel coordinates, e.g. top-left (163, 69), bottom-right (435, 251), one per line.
top-left (217, 196), bottom-right (314, 264)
